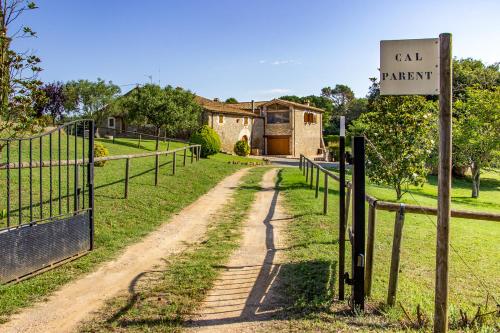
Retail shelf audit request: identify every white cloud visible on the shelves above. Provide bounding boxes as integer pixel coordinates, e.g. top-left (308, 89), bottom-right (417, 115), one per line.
top-left (271, 59), bottom-right (301, 65)
top-left (259, 88), bottom-right (291, 95)
top-left (258, 59), bottom-right (301, 65)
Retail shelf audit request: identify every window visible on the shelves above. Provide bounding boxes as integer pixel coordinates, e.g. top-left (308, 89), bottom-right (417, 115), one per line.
top-left (267, 111), bottom-right (289, 124)
top-left (218, 114), bottom-right (224, 124)
top-left (303, 112), bottom-right (317, 124)
top-left (108, 117), bottom-right (115, 129)
top-left (244, 117), bottom-right (249, 125)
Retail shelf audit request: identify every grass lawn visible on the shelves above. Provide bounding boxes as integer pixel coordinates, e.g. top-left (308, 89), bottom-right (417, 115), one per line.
top-left (276, 167), bottom-right (499, 332)
top-left (0, 136), bottom-right (261, 323)
top-left (79, 167), bottom-right (270, 332)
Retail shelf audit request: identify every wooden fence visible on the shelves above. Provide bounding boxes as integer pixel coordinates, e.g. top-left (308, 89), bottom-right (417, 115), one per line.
top-left (1, 144), bottom-right (202, 200)
top-left (299, 154), bottom-right (500, 306)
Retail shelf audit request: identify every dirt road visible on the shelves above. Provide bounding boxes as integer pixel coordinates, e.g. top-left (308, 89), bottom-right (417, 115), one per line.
top-left (0, 168), bottom-right (250, 333)
top-left (186, 168), bottom-right (291, 333)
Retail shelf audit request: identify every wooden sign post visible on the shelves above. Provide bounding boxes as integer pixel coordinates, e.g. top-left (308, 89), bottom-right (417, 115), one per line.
top-left (380, 33), bottom-right (452, 332)
top-left (434, 32), bottom-right (452, 333)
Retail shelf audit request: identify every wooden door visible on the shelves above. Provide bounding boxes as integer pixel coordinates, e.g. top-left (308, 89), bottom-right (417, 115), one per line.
top-left (267, 137), bottom-right (290, 155)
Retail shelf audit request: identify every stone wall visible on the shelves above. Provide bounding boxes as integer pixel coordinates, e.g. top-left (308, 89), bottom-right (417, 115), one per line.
top-left (265, 123), bottom-right (292, 136)
top-left (251, 118), bottom-right (265, 153)
top-left (205, 112), bottom-right (256, 153)
top-left (292, 108), bottom-right (323, 157)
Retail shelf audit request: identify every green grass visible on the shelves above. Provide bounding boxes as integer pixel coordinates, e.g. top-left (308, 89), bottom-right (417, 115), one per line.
top-left (330, 168), bottom-right (500, 213)
top-left (79, 167), bottom-right (270, 332)
top-left (275, 167), bottom-right (499, 332)
top-left (0, 137), bottom-right (260, 322)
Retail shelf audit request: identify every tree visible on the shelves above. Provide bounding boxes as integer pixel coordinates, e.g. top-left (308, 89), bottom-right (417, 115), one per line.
top-left (64, 78), bottom-right (120, 123)
top-left (0, 0), bottom-right (45, 150)
top-left (321, 84), bottom-right (355, 117)
top-left (350, 95), bottom-right (437, 200)
top-left (123, 84), bottom-right (202, 149)
top-left (36, 82), bottom-right (67, 123)
top-left (225, 97), bottom-right (238, 103)
top-left (453, 87), bottom-right (500, 198)
top-left (453, 58), bottom-right (500, 100)
top-left (279, 95), bottom-right (303, 104)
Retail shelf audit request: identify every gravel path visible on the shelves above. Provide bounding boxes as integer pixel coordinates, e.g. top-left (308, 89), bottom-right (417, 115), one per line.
top-left (0, 168), bottom-right (250, 333)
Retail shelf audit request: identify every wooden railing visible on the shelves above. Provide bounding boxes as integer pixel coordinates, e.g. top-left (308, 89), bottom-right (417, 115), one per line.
top-left (1, 144), bottom-right (201, 200)
top-left (299, 154), bottom-right (500, 306)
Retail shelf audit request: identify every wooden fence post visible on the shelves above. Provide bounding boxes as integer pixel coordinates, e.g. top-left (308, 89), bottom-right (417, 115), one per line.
top-left (345, 185), bottom-right (352, 225)
top-left (305, 160), bottom-right (309, 181)
top-left (309, 161), bottom-right (314, 189)
top-left (323, 173), bottom-right (328, 215)
top-left (299, 155), bottom-right (302, 170)
top-left (173, 151), bottom-right (176, 175)
top-left (154, 154), bottom-right (159, 186)
top-left (303, 156), bottom-right (306, 176)
top-left (387, 204), bottom-right (405, 306)
top-left (183, 147), bottom-right (186, 166)
top-left (191, 147), bottom-right (194, 164)
top-left (365, 203), bottom-right (377, 296)
top-left (435, 32), bottom-right (453, 333)
top-left (167, 140), bottom-right (170, 150)
top-left (315, 166), bottom-right (320, 198)
top-left (124, 158), bottom-right (130, 199)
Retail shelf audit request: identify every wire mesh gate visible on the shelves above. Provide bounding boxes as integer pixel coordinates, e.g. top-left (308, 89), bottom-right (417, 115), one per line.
top-left (0, 120), bottom-right (95, 283)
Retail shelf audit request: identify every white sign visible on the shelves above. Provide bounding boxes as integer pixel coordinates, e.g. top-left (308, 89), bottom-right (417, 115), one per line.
top-left (380, 38), bottom-right (439, 95)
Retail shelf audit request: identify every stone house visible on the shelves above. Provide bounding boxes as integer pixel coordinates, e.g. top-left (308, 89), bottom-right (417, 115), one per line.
top-left (98, 93), bottom-right (325, 158)
top-left (197, 96), bottom-right (326, 157)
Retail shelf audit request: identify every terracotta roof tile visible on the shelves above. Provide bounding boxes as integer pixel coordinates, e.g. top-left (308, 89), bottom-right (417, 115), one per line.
top-left (262, 99), bottom-right (325, 112)
top-left (195, 96), bottom-right (260, 117)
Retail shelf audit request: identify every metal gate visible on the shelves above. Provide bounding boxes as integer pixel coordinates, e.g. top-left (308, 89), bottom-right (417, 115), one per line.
top-left (0, 120), bottom-right (94, 283)
top-left (342, 136), bottom-right (366, 310)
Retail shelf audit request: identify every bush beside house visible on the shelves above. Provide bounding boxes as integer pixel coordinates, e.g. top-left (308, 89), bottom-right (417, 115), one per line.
top-left (190, 125), bottom-right (221, 158)
top-left (234, 140), bottom-right (250, 156)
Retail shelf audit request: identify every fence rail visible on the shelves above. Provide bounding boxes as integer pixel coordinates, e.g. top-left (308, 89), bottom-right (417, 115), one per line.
top-left (299, 154), bottom-right (500, 307)
top-left (0, 145), bottom-right (199, 170)
top-left (95, 126), bottom-right (188, 144)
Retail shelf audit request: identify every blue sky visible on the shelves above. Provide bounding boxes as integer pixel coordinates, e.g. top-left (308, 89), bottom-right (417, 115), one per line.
top-left (12, 0), bottom-right (500, 100)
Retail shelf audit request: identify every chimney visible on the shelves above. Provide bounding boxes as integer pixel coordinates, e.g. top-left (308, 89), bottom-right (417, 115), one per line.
top-left (251, 100), bottom-right (255, 113)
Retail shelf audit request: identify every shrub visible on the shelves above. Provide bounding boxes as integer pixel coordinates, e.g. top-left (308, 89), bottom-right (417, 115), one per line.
top-left (234, 140), bottom-right (250, 156)
top-left (189, 125), bottom-right (221, 158)
top-left (94, 142), bottom-right (109, 167)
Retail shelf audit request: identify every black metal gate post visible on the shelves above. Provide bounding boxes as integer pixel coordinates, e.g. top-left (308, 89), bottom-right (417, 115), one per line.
top-left (339, 135), bottom-right (346, 301)
top-left (351, 136), bottom-right (366, 310)
top-left (88, 120), bottom-right (95, 250)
